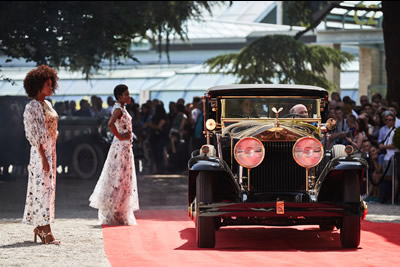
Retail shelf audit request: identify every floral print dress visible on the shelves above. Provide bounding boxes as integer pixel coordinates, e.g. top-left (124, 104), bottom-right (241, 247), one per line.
top-left (22, 100), bottom-right (58, 227)
top-left (89, 102), bottom-right (139, 225)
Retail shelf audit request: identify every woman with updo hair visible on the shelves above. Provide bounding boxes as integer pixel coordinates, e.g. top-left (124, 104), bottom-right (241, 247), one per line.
top-left (89, 84), bottom-right (139, 225)
top-left (22, 65), bottom-right (60, 245)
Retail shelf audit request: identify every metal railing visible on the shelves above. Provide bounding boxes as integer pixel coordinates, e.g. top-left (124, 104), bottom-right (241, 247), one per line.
top-left (392, 152), bottom-right (399, 205)
top-left (364, 152), bottom-right (399, 205)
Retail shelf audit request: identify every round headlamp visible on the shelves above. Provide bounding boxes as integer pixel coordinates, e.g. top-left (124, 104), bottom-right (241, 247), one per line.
top-left (293, 137), bottom-right (323, 168)
top-left (234, 137), bottom-right (265, 169)
top-left (205, 119), bottom-right (216, 131)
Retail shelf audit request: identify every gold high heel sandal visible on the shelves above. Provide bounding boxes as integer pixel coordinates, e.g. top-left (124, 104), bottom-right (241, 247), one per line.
top-left (33, 227), bottom-right (61, 245)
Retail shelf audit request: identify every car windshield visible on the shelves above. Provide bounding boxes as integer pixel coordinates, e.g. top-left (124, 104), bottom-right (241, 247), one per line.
top-left (223, 98), bottom-right (319, 119)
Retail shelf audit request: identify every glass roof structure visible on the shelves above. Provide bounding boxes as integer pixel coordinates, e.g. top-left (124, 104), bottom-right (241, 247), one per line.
top-left (177, 19), bottom-right (303, 40)
top-left (0, 64), bottom-right (238, 107)
top-left (322, 1), bottom-right (383, 30)
top-left (199, 2), bottom-right (276, 22)
top-left (149, 65), bottom-right (238, 106)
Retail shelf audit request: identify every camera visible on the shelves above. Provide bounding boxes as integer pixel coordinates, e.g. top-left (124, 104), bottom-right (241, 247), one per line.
top-left (346, 131), bottom-right (352, 138)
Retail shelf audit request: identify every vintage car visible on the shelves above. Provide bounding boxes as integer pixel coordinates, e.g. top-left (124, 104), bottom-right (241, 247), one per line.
top-left (56, 115), bottom-right (110, 179)
top-left (0, 96), bottom-right (31, 172)
top-left (187, 84), bottom-right (368, 249)
top-left (0, 95), bottom-right (110, 180)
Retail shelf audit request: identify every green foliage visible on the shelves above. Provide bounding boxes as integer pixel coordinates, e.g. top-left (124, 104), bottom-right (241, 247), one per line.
top-left (205, 35), bottom-right (354, 91)
top-left (393, 127), bottom-right (400, 150)
top-left (0, 1), bottom-right (217, 78)
top-left (282, 1), bottom-right (329, 27)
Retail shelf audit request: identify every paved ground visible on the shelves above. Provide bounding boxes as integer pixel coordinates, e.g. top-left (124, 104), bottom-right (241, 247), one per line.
top-left (0, 172), bottom-right (399, 266)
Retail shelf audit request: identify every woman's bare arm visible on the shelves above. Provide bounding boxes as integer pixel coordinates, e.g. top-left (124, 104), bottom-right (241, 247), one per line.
top-left (108, 108), bottom-right (131, 141)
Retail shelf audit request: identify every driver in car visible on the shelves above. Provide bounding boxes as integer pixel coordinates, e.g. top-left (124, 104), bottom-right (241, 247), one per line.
top-left (240, 99), bottom-right (256, 118)
top-left (289, 104), bottom-right (309, 118)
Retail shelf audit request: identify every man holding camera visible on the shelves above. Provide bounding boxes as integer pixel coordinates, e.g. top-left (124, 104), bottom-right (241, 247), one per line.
top-left (328, 106), bottom-right (349, 148)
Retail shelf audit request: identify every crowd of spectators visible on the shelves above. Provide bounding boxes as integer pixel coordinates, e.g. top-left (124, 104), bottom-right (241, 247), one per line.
top-left (131, 96), bottom-right (206, 175)
top-left (53, 96), bottom-right (114, 117)
top-left (53, 95), bottom-right (206, 175)
top-left (51, 91), bottom-right (399, 204)
top-left (325, 92), bottom-right (400, 204)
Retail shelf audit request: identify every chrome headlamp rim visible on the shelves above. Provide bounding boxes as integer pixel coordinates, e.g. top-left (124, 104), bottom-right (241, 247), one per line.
top-left (234, 137), bottom-right (265, 169)
top-left (292, 136), bottom-right (324, 168)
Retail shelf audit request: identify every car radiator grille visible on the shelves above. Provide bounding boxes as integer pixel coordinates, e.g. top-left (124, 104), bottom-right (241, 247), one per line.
top-left (250, 141), bottom-right (306, 192)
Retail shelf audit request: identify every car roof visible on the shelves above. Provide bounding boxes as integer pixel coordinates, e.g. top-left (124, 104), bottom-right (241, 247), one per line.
top-left (206, 84), bottom-right (328, 98)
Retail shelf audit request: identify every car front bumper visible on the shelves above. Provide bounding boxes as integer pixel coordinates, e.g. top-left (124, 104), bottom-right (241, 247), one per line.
top-left (197, 201), bottom-right (366, 218)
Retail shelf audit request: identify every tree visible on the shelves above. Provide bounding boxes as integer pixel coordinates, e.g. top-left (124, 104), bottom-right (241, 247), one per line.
top-left (282, 1), bottom-right (331, 30)
top-left (206, 1), bottom-right (400, 105)
top-left (205, 35), bottom-right (353, 91)
top-left (289, 1), bottom-right (400, 105)
top-left (382, 1), bottom-right (400, 106)
top-left (205, 2), bottom-right (352, 91)
top-left (0, 1), bottom-right (216, 78)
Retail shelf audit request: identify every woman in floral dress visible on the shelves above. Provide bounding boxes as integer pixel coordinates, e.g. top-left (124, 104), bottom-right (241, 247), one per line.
top-left (22, 65), bottom-right (60, 245)
top-left (89, 84), bottom-right (139, 225)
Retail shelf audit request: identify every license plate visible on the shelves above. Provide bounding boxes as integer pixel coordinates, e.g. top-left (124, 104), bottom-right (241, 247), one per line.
top-left (276, 201), bottom-right (285, 214)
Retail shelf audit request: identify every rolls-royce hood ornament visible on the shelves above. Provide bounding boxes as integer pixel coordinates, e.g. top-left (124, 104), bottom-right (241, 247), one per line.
top-left (272, 107), bottom-right (283, 125)
top-left (272, 107), bottom-right (283, 138)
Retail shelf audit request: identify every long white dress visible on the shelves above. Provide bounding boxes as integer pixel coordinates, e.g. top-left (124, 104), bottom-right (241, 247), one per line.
top-left (89, 103), bottom-right (139, 225)
top-left (22, 100), bottom-right (58, 227)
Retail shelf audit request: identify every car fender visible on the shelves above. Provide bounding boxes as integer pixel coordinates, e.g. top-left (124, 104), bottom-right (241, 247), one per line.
top-left (188, 155), bottom-right (229, 172)
top-left (320, 157), bottom-right (368, 178)
top-left (316, 157), bottom-right (368, 201)
top-left (188, 156), bottom-right (240, 205)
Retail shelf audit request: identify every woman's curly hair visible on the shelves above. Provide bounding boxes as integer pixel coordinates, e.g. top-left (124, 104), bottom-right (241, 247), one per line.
top-left (23, 65), bottom-right (59, 98)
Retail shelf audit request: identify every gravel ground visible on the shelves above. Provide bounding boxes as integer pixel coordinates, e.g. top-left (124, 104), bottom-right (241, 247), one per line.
top-left (0, 218), bottom-right (108, 267)
top-left (0, 173), bottom-right (399, 266)
top-left (0, 175), bottom-right (107, 267)
top-left (0, 173), bottom-right (187, 267)
top-left (364, 202), bottom-right (400, 224)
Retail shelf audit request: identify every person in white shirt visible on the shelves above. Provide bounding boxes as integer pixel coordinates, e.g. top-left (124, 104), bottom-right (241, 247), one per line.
top-left (378, 113), bottom-right (399, 203)
top-left (378, 111), bottom-right (393, 144)
top-left (191, 96), bottom-right (202, 123)
top-left (388, 104), bottom-right (400, 128)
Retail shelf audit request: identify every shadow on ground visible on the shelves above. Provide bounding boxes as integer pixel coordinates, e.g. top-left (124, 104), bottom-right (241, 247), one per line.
top-left (0, 173), bottom-right (187, 220)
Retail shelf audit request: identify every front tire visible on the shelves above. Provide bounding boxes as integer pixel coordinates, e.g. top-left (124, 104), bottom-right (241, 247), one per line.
top-left (340, 173), bottom-right (361, 248)
top-left (196, 172), bottom-right (216, 248)
top-left (72, 143), bottom-right (100, 179)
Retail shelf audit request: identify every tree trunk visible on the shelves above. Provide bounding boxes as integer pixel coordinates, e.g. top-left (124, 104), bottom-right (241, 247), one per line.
top-left (382, 1), bottom-right (400, 105)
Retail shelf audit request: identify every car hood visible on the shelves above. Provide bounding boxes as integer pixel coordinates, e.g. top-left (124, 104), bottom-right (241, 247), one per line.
top-left (222, 120), bottom-right (320, 141)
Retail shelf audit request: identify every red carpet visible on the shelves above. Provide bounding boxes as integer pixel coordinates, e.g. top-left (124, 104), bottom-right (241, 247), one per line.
top-left (103, 210), bottom-right (400, 266)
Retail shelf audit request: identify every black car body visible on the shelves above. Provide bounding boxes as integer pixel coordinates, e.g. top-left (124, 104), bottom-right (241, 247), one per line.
top-left (0, 96), bottom-right (30, 170)
top-left (187, 84), bottom-right (368, 248)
